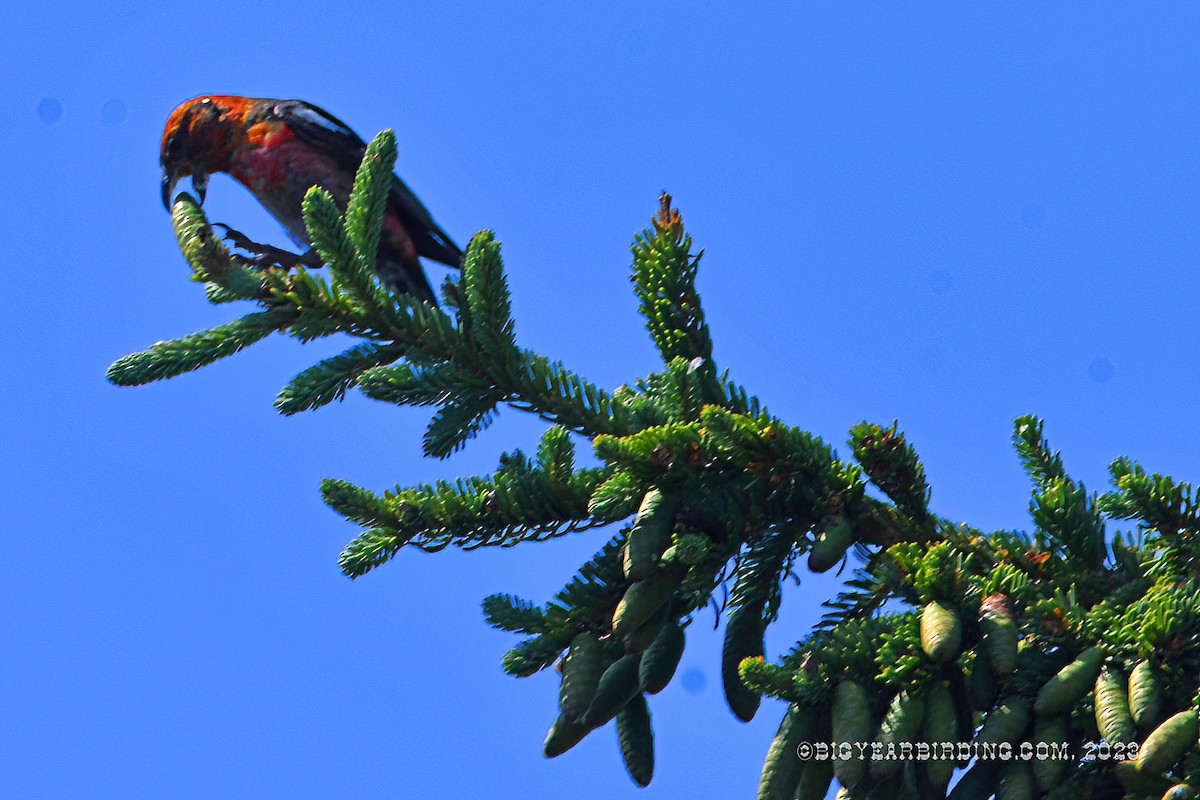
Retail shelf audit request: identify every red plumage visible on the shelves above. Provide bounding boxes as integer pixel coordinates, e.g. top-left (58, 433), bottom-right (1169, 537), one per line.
top-left (160, 95), bottom-right (460, 303)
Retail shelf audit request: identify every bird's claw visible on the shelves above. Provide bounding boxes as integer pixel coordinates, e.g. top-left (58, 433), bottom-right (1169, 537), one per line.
top-left (212, 224), bottom-right (320, 271)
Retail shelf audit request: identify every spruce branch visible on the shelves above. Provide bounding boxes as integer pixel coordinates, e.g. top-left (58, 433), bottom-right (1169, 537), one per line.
top-left (274, 342), bottom-right (403, 414)
top-left (423, 396), bottom-right (500, 458)
top-left (459, 231), bottom-right (516, 360)
top-left (481, 594), bottom-right (548, 634)
top-left (343, 129), bottom-right (397, 280)
top-left (1013, 413), bottom-right (1067, 487)
top-left (106, 310), bottom-right (292, 385)
top-left (1100, 456), bottom-right (1200, 536)
top-left (632, 193), bottom-right (713, 369)
top-left (849, 420), bottom-right (931, 522)
top-left (301, 185), bottom-right (388, 311)
top-left (330, 429), bottom-right (611, 576)
top-left (115, 130), bottom-right (1200, 797)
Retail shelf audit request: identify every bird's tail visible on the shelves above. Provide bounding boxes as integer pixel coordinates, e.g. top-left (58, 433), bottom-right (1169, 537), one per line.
top-left (377, 255), bottom-right (438, 305)
top-left (413, 223), bottom-right (463, 268)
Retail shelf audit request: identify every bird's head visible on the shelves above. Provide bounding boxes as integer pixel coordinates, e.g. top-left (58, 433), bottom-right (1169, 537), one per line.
top-left (160, 95), bottom-right (247, 209)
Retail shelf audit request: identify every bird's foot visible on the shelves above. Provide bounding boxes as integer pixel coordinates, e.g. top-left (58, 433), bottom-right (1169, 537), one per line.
top-left (213, 224), bottom-right (321, 270)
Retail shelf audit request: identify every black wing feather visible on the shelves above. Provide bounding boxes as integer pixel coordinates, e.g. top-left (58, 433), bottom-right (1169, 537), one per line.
top-left (278, 100), bottom-right (462, 268)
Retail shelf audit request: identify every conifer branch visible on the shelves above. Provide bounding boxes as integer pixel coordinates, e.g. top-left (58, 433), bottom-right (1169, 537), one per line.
top-left (632, 194), bottom-right (713, 368)
top-left (113, 129), bottom-right (1200, 798)
top-left (329, 428), bottom-right (612, 576)
top-left (106, 310), bottom-right (292, 385)
top-left (275, 342), bottom-right (403, 414)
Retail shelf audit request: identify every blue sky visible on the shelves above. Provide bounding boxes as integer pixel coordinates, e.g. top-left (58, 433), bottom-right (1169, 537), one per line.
top-left (4, 3), bottom-right (1200, 798)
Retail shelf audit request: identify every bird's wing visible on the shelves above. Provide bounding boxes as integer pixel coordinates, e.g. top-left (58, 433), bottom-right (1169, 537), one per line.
top-left (274, 100), bottom-right (368, 151)
top-left (278, 100), bottom-right (463, 269)
top-left (387, 174), bottom-right (463, 268)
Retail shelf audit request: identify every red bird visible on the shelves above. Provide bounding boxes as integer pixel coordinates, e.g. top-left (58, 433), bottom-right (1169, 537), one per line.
top-left (160, 95), bottom-right (461, 303)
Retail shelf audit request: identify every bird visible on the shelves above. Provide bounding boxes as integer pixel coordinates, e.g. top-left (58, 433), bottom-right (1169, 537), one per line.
top-left (160, 95), bottom-right (461, 304)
